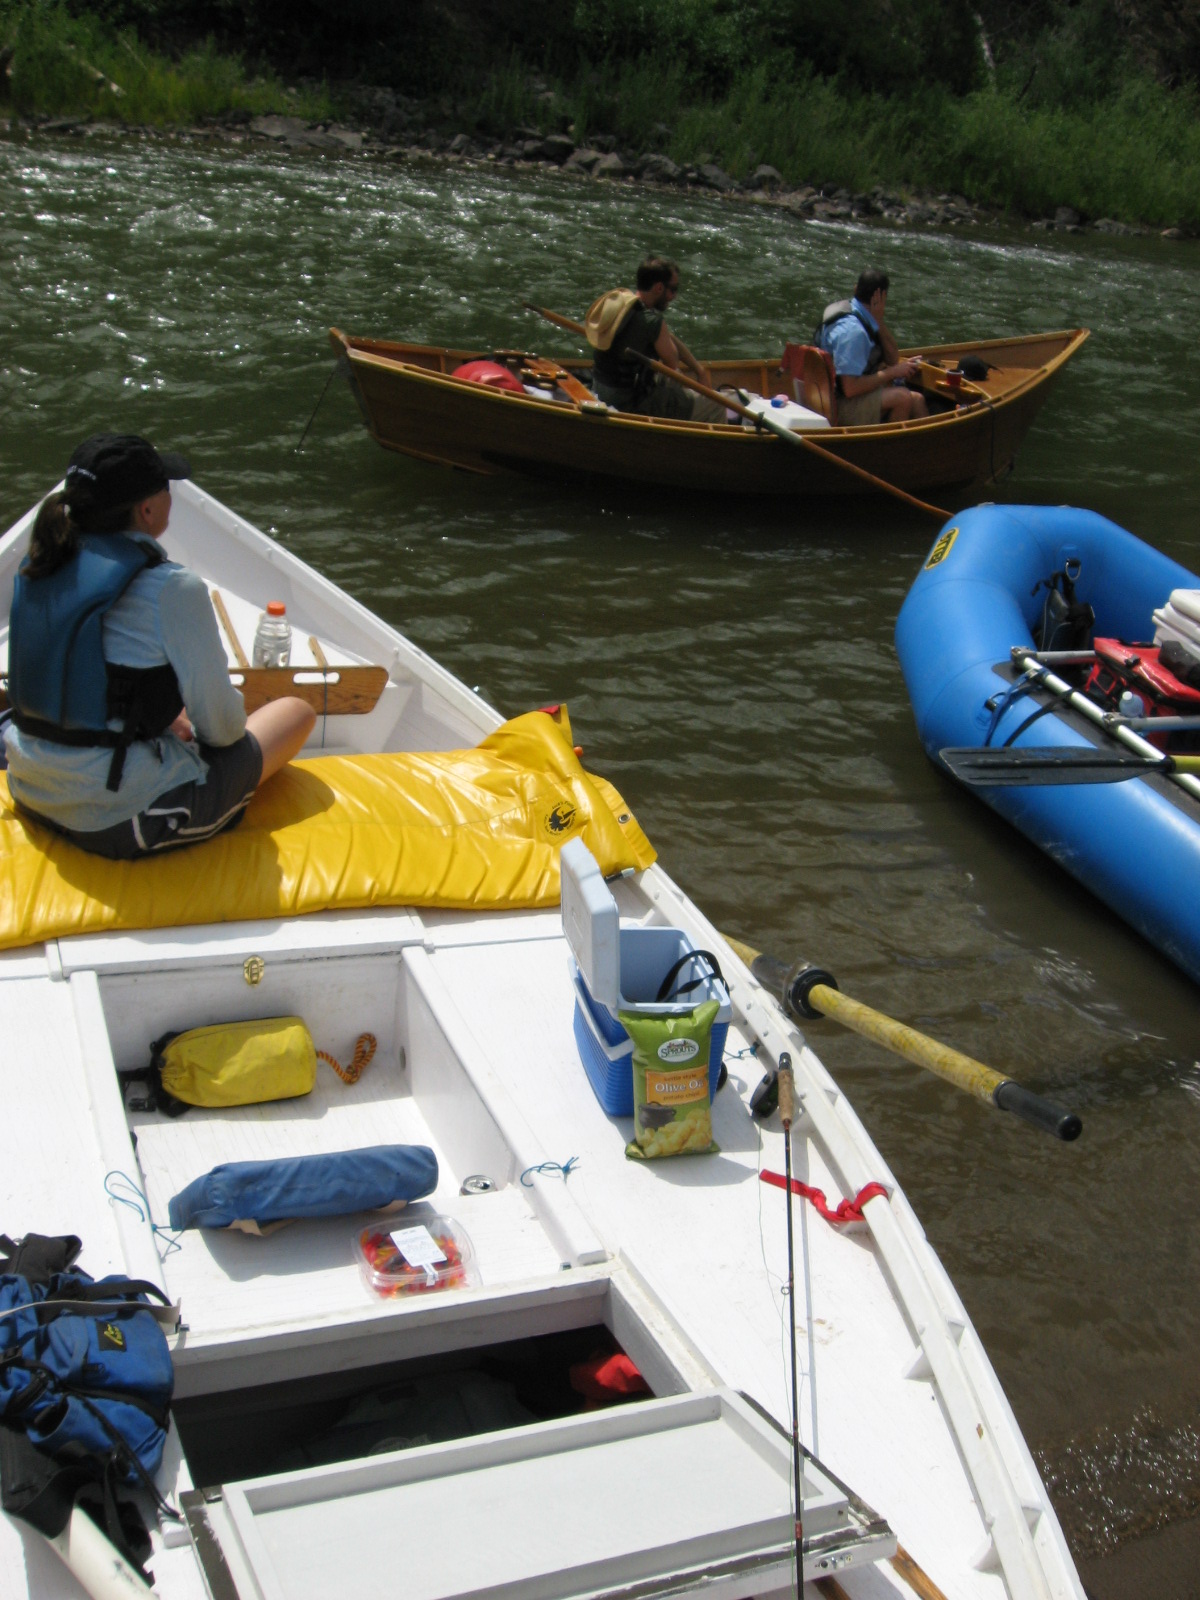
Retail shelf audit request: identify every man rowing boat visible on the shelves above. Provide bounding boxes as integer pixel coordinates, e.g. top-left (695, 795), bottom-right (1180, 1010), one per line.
top-left (585, 257), bottom-right (727, 422)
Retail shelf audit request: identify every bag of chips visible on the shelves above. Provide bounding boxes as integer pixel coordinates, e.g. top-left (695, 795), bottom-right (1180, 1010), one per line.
top-left (621, 1000), bottom-right (720, 1160)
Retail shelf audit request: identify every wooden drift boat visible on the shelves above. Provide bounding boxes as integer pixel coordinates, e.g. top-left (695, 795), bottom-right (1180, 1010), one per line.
top-left (896, 503), bottom-right (1200, 984)
top-left (0, 483), bottom-right (1086, 1600)
top-left (330, 326), bottom-right (1089, 500)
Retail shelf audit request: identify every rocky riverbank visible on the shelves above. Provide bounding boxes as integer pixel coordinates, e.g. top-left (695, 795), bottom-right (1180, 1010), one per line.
top-left (7, 100), bottom-right (1186, 242)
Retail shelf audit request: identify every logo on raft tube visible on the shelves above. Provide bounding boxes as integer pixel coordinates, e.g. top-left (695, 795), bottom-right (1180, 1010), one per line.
top-left (924, 527), bottom-right (958, 570)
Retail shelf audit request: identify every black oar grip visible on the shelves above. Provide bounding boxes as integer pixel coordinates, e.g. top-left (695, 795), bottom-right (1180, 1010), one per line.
top-left (993, 1080), bottom-right (1082, 1141)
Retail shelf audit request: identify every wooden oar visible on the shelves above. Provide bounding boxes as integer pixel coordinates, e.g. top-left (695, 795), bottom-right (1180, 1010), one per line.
top-left (518, 354), bottom-right (609, 415)
top-left (525, 301), bottom-right (952, 518)
top-left (524, 302), bottom-right (587, 338)
top-left (940, 744), bottom-right (1200, 786)
top-left (631, 352), bottom-right (952, 519)
top-left (726, 936), bottom-right (1082, 1140)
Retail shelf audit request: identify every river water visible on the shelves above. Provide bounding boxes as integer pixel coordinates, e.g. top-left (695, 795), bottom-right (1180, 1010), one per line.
top-left (3, 130), bottom-right (1199, 1597)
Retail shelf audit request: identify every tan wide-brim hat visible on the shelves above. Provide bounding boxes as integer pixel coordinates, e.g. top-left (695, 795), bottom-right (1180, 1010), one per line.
top-left (584, 289), bottom-right (639, 351)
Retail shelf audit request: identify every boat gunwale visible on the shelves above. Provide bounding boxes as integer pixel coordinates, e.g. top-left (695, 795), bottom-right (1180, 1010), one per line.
top-left (331, 325), bottom-right (1090, 446)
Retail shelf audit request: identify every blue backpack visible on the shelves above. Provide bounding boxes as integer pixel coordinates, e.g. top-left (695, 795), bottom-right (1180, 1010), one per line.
top-left (0, 1232), bottom-right (178, 1575)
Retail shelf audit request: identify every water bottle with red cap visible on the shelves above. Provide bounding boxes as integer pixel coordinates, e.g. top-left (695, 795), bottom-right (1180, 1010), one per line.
top-left (252, 600), bottom-right (292, 668)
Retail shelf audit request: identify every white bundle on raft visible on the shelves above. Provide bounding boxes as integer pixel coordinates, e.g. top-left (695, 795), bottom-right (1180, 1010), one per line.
top-left (1152, 588), bottom-right (1200, 664)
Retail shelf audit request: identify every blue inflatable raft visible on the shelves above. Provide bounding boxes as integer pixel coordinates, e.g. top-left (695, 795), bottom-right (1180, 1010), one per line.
top-left (896, 504), bottom-right (1200, 983)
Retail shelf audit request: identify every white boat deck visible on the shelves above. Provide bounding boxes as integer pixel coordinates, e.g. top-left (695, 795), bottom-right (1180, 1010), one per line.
top-left (0, 482), bottom-right (1086, 1600)
top-left (1, 906), bottom-right (1001, 1600)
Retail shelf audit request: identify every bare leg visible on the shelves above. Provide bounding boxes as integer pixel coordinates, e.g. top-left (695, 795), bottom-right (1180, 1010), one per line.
top-left (880, 387), bottom-right (929, 422)
top-left (247, 696), bottom-right (317, 784)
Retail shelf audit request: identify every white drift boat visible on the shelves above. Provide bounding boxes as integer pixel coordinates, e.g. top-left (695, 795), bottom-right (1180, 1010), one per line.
top-left (0, 481), bottom-right (1083, 1600)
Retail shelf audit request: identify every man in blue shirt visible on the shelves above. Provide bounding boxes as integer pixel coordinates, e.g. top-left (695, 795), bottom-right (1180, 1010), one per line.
top-left (817, 269), bottom-right (929, 426)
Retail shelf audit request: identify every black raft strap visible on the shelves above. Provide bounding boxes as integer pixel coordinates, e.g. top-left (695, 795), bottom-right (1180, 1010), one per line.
top-left (654, 949), bottom-right (724, 1003)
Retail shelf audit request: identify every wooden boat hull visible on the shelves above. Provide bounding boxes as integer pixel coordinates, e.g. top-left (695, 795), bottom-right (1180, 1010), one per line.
top-left (897, 503), bottom-right (1200, 982)
top-left (331, 327), bottom-right (1089, 498)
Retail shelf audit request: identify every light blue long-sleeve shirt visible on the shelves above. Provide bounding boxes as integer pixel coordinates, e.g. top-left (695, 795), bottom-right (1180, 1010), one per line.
top-left (5, 534), bottom-right (247, 831)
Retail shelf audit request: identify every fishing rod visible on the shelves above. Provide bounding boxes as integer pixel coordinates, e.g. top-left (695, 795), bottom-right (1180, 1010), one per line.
top-left (777, 1050), bottom-right (805, 1589)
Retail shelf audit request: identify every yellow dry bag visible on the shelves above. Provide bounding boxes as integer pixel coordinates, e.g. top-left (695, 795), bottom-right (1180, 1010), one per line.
top-left (138, 1017), bottom-right (317, 1115)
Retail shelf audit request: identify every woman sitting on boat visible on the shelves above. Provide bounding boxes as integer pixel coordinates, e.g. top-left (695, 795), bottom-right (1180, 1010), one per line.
top-left (4, 433), bottom-right (315, 859)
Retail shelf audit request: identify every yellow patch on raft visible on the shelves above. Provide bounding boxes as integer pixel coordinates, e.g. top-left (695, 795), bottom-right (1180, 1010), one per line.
top-left (0, 710), bottom-right (655, 951)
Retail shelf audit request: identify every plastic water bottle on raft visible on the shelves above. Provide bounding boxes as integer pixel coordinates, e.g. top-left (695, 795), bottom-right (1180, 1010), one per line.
top-left (252, 601), bottom-right (292, 668)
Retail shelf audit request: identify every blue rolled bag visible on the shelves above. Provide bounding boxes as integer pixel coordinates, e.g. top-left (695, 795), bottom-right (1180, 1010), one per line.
top-left (168, 1144), bottom-right (439, 1231)
top-left (0, 1230), bottom-right (178, 1580)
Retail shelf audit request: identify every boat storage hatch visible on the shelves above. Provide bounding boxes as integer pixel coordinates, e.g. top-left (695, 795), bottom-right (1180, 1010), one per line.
top-left (180, 1388), bottom-right (894, 1600)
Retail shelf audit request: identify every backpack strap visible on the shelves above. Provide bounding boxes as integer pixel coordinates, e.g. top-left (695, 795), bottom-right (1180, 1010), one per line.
top-left (0, 1233), bottom-right (82, 1285)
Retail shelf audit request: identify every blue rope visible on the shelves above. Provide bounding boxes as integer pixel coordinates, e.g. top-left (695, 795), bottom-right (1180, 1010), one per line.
top-left (520, 1157), bottom-right (579, 1187)
top-left (104, 1170), bottom-right (182, 1258)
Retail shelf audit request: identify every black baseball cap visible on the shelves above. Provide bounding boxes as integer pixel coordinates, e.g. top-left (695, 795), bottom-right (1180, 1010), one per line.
top-left (64, 433), bottom-right (191, 514)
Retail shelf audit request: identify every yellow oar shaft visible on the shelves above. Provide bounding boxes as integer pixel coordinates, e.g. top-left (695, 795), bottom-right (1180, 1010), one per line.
top-left (727, 938), bottom-right (1081, 1140)
top-left (805, 982), bottom-right (1001, 1104)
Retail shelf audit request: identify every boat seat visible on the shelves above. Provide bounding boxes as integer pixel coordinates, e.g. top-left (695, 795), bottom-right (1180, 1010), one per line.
top-left (780, 343), bottom-right (838, 424)
top-left (207, 588), bottom-right (389, 715)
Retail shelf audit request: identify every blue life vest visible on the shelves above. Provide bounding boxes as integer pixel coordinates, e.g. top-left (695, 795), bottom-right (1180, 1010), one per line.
top-left (8, 533), bottom-right (184, 791)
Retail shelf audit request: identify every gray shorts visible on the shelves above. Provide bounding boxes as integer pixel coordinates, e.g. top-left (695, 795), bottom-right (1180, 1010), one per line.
top-left (30, 733), bottom-right (263, 860)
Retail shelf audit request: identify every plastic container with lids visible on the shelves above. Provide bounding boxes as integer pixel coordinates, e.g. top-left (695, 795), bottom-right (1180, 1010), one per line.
top-left (354, 1214), bottom-right (478, 1297)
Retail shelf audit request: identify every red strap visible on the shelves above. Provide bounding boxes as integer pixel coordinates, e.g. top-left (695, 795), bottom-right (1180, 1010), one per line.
top-left (760, 1169), bottom-right (888, 1225)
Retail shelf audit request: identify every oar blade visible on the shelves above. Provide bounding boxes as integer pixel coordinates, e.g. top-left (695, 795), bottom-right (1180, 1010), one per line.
top-left (939, 745), bottom-right (1167, 786)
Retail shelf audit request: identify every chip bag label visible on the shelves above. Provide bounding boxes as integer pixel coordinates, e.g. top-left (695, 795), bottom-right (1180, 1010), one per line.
top-left (620, 1000), bottom-right (720, 1160)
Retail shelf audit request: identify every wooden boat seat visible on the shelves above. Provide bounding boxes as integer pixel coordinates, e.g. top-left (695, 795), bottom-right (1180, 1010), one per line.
top-left (781, 343), bottom-right (838, 424)
top-left (209, 588), bottom-right (388, 714)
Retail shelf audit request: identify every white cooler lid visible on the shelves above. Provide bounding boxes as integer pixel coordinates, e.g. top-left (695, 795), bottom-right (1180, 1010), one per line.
top-left (560, 838), bottom-right (620, 1008)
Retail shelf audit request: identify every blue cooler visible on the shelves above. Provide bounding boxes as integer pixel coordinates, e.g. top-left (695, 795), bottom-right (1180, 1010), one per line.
top-left (561, 839), bottom-right (731, 1117)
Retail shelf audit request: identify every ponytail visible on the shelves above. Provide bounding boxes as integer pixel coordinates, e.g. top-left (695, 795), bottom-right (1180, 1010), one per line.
top-left (26, 491), bottom-right (79, 579)
top-left (25, 492), bottom-right (134, 579)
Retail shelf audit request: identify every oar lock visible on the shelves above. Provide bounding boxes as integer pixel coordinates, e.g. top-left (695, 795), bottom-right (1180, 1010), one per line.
top-left (779, 960), bottom-right (839, 1022)
top-left (747, 959), bottom-right (838, 1120)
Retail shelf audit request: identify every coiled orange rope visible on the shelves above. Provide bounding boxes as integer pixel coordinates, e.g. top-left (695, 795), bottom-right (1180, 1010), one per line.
top-left (317, 1032), bottom-right (377, 1085)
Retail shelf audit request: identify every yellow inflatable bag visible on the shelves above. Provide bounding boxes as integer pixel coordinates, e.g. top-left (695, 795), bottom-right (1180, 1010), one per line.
top-left (147, 1018), bottom-right (316, 1115)
top-left (0, 709), bottom-right (655, 951)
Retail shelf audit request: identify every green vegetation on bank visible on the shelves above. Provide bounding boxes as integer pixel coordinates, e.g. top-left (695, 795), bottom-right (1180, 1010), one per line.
top-left (2, 0), bottom-right (1198, 231)
top-left (0, 1), bottom-right (330, 124)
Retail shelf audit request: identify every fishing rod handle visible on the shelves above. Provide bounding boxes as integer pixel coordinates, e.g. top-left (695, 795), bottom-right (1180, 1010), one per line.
top-left (993, 1080), bottom-right (1082, 1141)
top-left (777, 1051), bottom-right (795, 1128)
